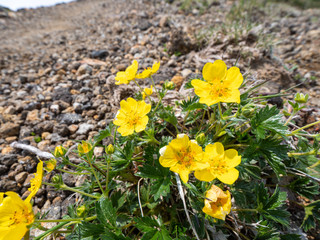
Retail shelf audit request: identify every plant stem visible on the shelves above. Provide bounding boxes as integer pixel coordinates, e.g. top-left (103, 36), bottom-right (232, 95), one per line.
top-left (223, 223), bottom-right (251, 240)
top-left (287, 150), bottom-right (317, 157)
top-left (57, 168), bottom-right (90, 175)
top-left (106, 157), bottom-right (110, 195)
top-left (224, 144), bottom-right (249, 148)
top-left (60, 184), bottom-right (100, 199)
top-left (24, 230), bottom-right (30, 240)
top-left (218, 102), bottom-right (224, 120)
top-left (86, 154), bottom-right (105, 195)
top-left (35, 216), bottom-right (97, 223)
top-left (133, 79), bottom-right (152, 103)
top-left (33, 222), bottom-right (70, 240)
top-left (287, 120), bottom-right (320, 136)
top-left (249, 93), bottom-right (291, 100)
top-left (231, 208), bottom-right (258, 213)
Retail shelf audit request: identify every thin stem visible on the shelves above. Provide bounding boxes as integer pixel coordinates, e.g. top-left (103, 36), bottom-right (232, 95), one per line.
top-left (175, 173), bottom-right (200, 240)
top-left (106, 157), bottom-right (110, 195)
top-left (287, 120), bottom-right (320, 136)
top-left (87, 155), bottom-right (105, 195)
top-left (288, 150), bottom-right (316, 157)
top-left (223, 223), bottom-right (251, 240)
top-left (61, 184), bottom-right (100, 199)
top-left (284, 111), bottom-right (296, 126)
top-left (218, 102), bottom-right (224, 120)
top-left (33, 222), bottom-right (70, 240)
top-left (249, 93), bottom-right (291, 100)
top-left (232, 208), bottom-right (258, 212)
top-left (224, 144), bottom-right (249, 149)
top-left (57, 168), bottom-right (90, 175)
top-left (150, 76), bottom-right (161, 98)
top-left (241, 126), bottom-right (251, 135)
top-left (182, 110), bottom-right (190, 132)
top-left (134, 79), bottom-right (152, 103)
top-left (196, 110), bottom-right (207, 135)
top-left (137, 178), bottom-right (144, 217)
top-left (35, 216), bottom-right (97, 223)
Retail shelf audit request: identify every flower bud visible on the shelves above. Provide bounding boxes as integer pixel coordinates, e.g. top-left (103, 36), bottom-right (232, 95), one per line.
top-left (78, 141), bottom-right (93, 154)
top-left (51, 174), bottom-right (63, 188)
top-left (294, 93), bottom-right (309, 104)
top-left (164, 80), bottom-right (175, 90)
top-left (134, 146), bottom-right (143, 155)
top-left (105, 144), bottom-right (115, 154)
top-left (196, 133), bottom-right (206, 145)
top-left (54, 146), bottom-right (66, 157)
top-left (45, 158), bottom-right (57, 173)
top-left (241, 103), bottom-right (255, 118)
top-left (76, 205), bottom-right (86, 217)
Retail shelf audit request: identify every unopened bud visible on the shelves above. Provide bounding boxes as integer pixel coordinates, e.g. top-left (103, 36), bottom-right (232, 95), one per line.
top-left (134, 146), bottom-right (143, 155)
top-left (242, 103), bottom-right (255, 118)
top-left (76, 205), bottom-right (86, 217)
top-left (105, 144), bottom-right (115, 154)
top-left (196, 133), bottom-right (206, 145)
top-left (51, 174), bottom-right (63, 188)
top-left (78, 141), bottom-right (93, 154)
top-left (164, 80), bottom-right (175, 90)
top-left (54, 146), bottom-right (66, 157)
top-left (294, 93), bottom-right (309, 104)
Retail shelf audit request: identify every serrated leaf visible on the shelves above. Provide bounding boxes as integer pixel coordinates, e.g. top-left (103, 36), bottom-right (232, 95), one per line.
top-left (134, 216), bottom-right (159, 232)
top-left (136, 163), bottom-right (165, 179)
top-left (96, 197), bottom-right (117, 227)
top-left (301, 199), bottom-right (320, 231)
top-left (111, 190), bottom-right (127, 210)
top-left (79, 222), bottom-right (105, 239)
top-left (251, 106), bottom-right (289, 139)
top-left (151, 177), bottom-right (171, 200)
top-left (94, 127), bottom-right (111, 144)
top-left (280, 234), bottom-right (301, 240)
top-left (263, 209), bottom-right (290, 226)
top-left (264, 186), bottom-right (287, 210)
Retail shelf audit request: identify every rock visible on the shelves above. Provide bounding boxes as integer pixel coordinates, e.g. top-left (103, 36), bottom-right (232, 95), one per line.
top-left (26, 109), bottom-right (40, 122)
top-left (0, 165), bottom-right (8, 174)
top-left (171, 75), bottom-right (184, 90)
top-left (76, 64), bottom-right (92, 75)
top-left (52, 88), bottom-right (73, 104)
top-left (181, 69), bottom-right (192, 78)
top-left (0, 122), bottom-right (20, 137)
top-left (76, 123), bottom-right (94, 135)
top-left (53, 124), bottom-right (70, 137)
top-left (0, 154), bottom-right (17, 166)
top-left (159, 15), bottom-right (169, 28)
top-left (90, 50), bottom-right (109, 59)
top-left (68, 124), bottom-right (79, 134)
top-left (58, 113), bottom-right (82, 125)
top-left (15, 171), bottom-right (28, 184)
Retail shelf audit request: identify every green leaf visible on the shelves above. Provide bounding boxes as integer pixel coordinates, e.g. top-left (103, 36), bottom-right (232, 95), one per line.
top-left (96, 197), bottom-right (117, 227)
top-left (280, 234), bottom-right (301, 240)
top-left (94, 126), bottom-right (111, 144)
top-left (301, 199), bottom-right (320, 231)
top-left (251, 106), bottom-right (289, 139)
top-left (134, 216), bottom-right (160, 232)
top-left (79, 222), bottom-right (105, 239)
top-left (262, 209), bottom-right (290, 226)
top-left (288, 177), bottom-right (319, 199)
top-left (151, 177), bottom-right (171, 201)
top-left (136, 163), bottom-right (166, 179)
top-left (264, 186), bottom-right (287, 210)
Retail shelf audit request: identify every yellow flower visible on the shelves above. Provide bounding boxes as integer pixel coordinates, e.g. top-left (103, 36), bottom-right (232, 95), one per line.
top-left (0, 192), bottom-right (34, 240)
top-left (159, 134), bottom-right (209, 183)
top-left (202, 185), bottom-right (231, 220)
top-left (136, 61), bottom-right (160, 79)
top-left (45, 158), bottom-right (57, 173)
top-left (26, 160), bottom-right (43, 203)
top-left (142, 86), bottom-right (153, 100)
top-left (115, 60), bottom-right (139, 85)
top-left (78, 141), bottom-right (93, 154)
top-left (54, 145), bottom-right (66, 157)
top-left (191, 60), bottom-right (243, 106)
top-left (113, 97), bottom-right (151, 136)
top-left (194, 142), bottom-right (241, 184)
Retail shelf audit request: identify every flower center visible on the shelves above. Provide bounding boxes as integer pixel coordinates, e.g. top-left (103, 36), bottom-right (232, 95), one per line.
top-left (10, 208), bottom-right (34, 226)
top-left (210, 158), bottom-right (228, 174)
top-left (177, 148), bottom-right (194, 166)
top-left (209, 83), bottom-right (230, 99)
top-left (128, 116), bottom-right (140, 126)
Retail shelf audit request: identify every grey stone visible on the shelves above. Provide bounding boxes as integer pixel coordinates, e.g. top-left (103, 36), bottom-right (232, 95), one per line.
top-left (58, 113), bottom-right (82, 125)
top-left (0, 154), bottom-right (17, 166)
top-left (76, 123), bottom-right (94, 135)
top-left (15, 172), bottom-right (28, 184)
top-left (0, 122), bottom-right (20, 137)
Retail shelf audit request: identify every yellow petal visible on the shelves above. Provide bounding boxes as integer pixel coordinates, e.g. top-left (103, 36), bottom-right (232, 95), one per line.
top-left (205, 143), bottom-right (224, 158)
top-left (117, 124), bottom-right (134, 136)
top-left (217, 168), bottom-right (239, 185)
top-left (224, 66), bottom-right (243, 89)
top-left (135, 116), bottom-right (149, 132)
top-left (202, 60), bottom-right (227, 83)
top-left (177, 167), bottom-right (190, 183)
top-left (222, 89), bottom-right (241, 104)
top-left (115, 71), bottom-right (128, 85)
top-left (194, 169), bottom-right (215, 182)
top-left (225, 149), bottom-right (241, 168)
top-left (126, 60), bottom-right (138, 80)
top-left (136, 69), bottom-right (151, 79)
top-left (191, 79), bottom-right (211, 97)
top-left (0, 223), bottom-right (28, 240)
top-left (137, 101), bottom-right (151, 116)
top-left (151, 61), bottom-right (160, 74)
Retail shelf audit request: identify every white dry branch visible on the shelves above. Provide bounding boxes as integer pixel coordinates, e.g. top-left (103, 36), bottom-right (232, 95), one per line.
top-left (10, 141), bottom-right (54, 159)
